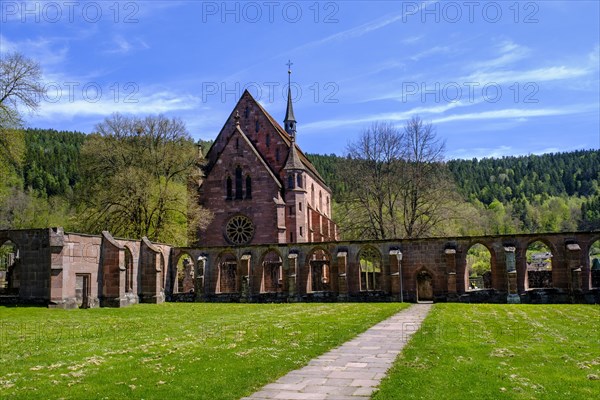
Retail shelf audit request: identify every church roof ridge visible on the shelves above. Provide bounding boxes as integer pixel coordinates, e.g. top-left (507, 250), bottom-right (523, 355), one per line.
top-left (204, 90), bottom-right (331, 193)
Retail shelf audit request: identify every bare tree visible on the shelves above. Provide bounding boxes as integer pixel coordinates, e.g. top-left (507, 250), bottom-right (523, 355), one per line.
top-left (339, 122), bottom-right (405, 240)
top-left (400, 116), bottom-right (453, 238)
top-left (340, 116), bottom-right (459, 240)
top-left (0, 52), bottom-right (45, 130)
top-left (0, 52), bottom-right (45, 171)
top-left (77, 114), bottom-right (212, 245)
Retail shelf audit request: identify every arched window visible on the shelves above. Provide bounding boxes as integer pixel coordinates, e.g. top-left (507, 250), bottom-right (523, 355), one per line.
top-left (466, 244), bottom-right (492, 290)
top-left (0, 240), bottom-right (19, 294)
top-left (526, 241), bottom-right (553, 289)
top-left (297, 173), bottom-right (302, 188)
top-left (288, 174), bottom-right (294, 189)
top-left (266, 134), bottom-right (270, 147)
top-left (245, 175), bottom-right (252, 199)
top-left (319, 191), bottom-right (323, 211)
top-left (276, 148), bottom-right (280, 162)
top-left (311, 184), bottom-right (315, 205)
top-left (226, 176), bottom-right (232, 200)
top-left (255, 119), bottom-right (260, 132)
top-left (261, 251), bottom-right (283, 293)
top-left (359, 247), bottom-right (381, 291)
top-left (217, 253), bottom-right (238, 293)
top-left (244, 105), bottom-right (249, 118)
top-left (590, 239), bottom-right (600, 288)
top-left (176, 254), bottom-right (194, 293)
top-left (235, 166), bottom-right (243, 200)
top-left (308, 248), bottom-right (330, 292)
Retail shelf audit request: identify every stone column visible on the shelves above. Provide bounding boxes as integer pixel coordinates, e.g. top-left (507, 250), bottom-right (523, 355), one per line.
top-left (504, 246), bottom-right (520, 303)
top-left (196, 256), bottom-right (206, 302)
top-left (566, 243), bottom-right (582, 293)
top-left (287, 253), bottom-right (298, 301)
top-left (240, 253), bottom-right (251, 302)
top-left (444, 248), bottom-right (457, 301)
top-left (337, 251), bottom-right (348, 301)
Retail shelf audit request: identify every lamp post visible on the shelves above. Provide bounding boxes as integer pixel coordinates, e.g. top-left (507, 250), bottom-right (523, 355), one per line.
top-left (390, 249), bottom-right (403, 302)
top-left (399, 252), bottom-right (404, 302)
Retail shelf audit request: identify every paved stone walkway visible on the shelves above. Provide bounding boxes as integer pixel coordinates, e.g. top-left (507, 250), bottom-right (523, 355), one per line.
top-left (241, 303), bottom-right (433, 400)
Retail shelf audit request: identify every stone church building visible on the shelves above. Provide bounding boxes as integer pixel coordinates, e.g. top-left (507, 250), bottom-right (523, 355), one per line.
top-left (196, 80), bottom-right (337, 246)
top-left (1, 72), bottom-right (599, 308)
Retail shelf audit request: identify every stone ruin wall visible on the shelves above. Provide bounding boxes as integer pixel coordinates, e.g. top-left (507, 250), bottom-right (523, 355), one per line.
top-left (1, 228), bottom-right (599, 307)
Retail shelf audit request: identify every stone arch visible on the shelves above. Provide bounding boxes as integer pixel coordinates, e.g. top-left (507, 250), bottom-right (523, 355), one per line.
top-left (524, 239), bottom-right (556, 290)
top-left (259, 249), bottom-right (283, 293)
top-left (124, 246), bottom-right (134, 293)
top-left (357, 246), bottom-right (382, 292)
top-left (306, 247), bottom-right (331, 293)
top-left (0, 239), bottom-right (19, 295)
top-left (174, 252), bottom-right (195, 294)
top-left (415, 267), bottom-right (434, 302)
top-left (464, 242), bottom-right (495, 291)
top-left (588, 237), bottom-right (600, 289)
top-left (216, 252), bottom-right (238, 293)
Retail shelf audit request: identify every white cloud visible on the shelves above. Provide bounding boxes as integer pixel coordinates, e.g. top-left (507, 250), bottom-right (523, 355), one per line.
top-left (465, 66), bottom-right (590, 85)
top-left (293, 1), bottom-right (437, 52)
top-left (0, 35), bottom-right (68, 65)
top-left (448, 145), bottom-right (514, 160)
top-left (302, 102), bottom-right (597, 134)
top-left (302, 100), bottom-right (474, 131)
top-left (431, 105), bottom-right (597, 124)
top-left (470, 40), bottom-right (530, 70)
top-left (36, 90), bottom-right (199, 119)
top-left (105, 35), bottom-right (150, 55)
top-left (402, 35), bottom-right (424, 45)
top-left (409, 46), bottom-right (451, 62)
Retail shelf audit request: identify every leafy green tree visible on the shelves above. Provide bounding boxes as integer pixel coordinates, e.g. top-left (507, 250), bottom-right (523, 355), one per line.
top-left (580, 195), bottom-right (600, 230)
top-left (75, 114), bottom-right (211, 245)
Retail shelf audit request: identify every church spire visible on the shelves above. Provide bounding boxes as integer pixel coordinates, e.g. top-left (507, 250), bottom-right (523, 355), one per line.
top-left (284, 60), bottom-right (297, 139)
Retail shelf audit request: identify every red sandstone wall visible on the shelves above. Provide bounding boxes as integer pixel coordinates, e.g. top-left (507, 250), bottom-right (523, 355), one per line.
top-left (199, 128), bottom-right (283, 246)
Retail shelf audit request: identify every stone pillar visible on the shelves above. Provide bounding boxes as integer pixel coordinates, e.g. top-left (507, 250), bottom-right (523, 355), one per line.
top-left (139, 237), bottom-right (164, 304)
top-left (566, 243), bottom-right (582, 293)
top-left (337, 251), bottom-right (348, 301)
top-left (445, 248), bottom-right (457, 300)
top-left (287, 253), bottom-right (297, 301)
top-left (100, 231), bottom-right (127, 307)
top-left (389, 249), bottom-right (402, 302)
top-left (196, 256), bottom-right (206, 302)
top-left (504, 246), bottom-right (520, 303)
top-left (240, 253), bottom-right (251, 302)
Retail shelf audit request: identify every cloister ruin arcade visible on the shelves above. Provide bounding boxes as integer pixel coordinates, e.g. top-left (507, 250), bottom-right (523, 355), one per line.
top-left (1, 228), bottom-right (599, 307)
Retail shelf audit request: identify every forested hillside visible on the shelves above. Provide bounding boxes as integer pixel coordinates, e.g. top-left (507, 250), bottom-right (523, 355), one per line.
top-left (23, 129), bottom-right (86, 197)
top-left (307, 150), bottom-right (600, 236)
top-left (1, 128), bottom-right (598, 240)
top-left (447, 150), bottom-right (599, 203)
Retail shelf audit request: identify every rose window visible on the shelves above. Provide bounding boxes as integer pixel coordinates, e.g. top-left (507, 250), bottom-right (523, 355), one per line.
top-left (225, 215), bottom-right (255, 245)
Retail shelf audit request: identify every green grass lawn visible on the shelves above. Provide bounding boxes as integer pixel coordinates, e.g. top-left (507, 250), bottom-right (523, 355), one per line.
top-left (374, 304), bottom-right (600, 400)
top-left (0, 302), bottom-right (407, 399)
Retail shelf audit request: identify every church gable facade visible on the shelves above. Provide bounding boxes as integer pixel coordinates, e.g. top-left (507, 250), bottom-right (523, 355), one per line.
top-left (197, 89), bottom-right (338, 246)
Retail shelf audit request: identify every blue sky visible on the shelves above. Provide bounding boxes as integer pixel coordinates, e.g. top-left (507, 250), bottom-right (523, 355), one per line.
top-left (1, 0), bottom-right (598, 159)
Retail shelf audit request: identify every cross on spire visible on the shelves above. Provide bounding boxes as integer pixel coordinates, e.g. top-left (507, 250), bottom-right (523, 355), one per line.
top-left (286, 60), bottom-right (293, 87)
top-left (284, 60), bottom-right (297, 138)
